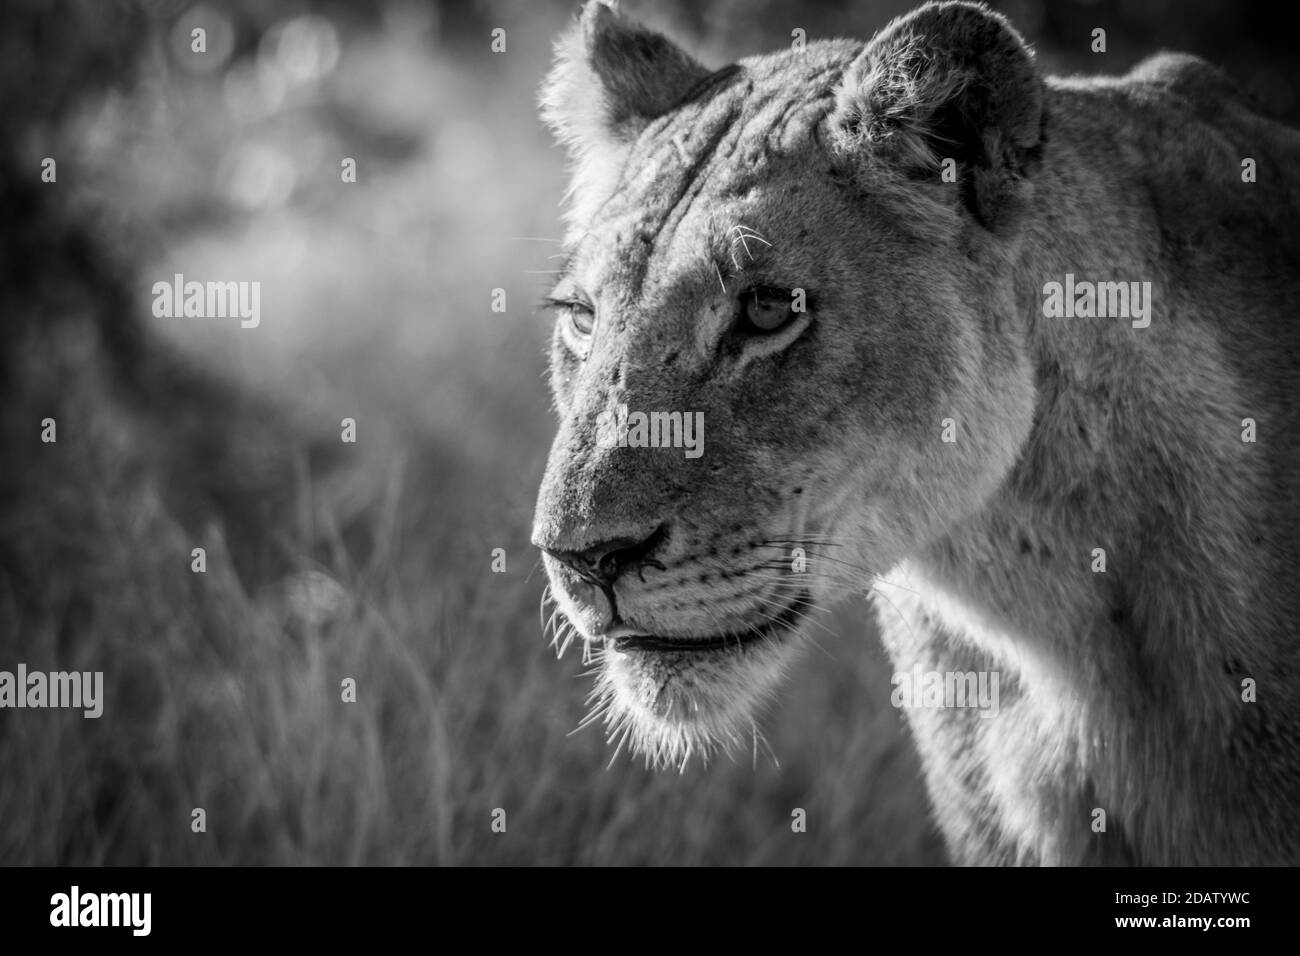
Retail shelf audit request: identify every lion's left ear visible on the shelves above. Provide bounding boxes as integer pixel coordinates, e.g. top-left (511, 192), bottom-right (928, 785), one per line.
top-left (541, 1), bottom-right (710, 219)
top-left (830, 1), bottom-right (1043, 229)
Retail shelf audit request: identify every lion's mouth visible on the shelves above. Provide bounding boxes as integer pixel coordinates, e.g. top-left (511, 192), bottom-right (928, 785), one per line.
top-left (606, 590), bottom-right (808, 654)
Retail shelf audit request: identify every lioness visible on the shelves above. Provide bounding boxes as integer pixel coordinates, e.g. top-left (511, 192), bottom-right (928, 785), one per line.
top-left (531, 0), bottom-right (1300, 865)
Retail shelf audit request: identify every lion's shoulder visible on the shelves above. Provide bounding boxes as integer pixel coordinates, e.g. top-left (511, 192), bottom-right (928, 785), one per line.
top-left (1126, 51), bottom-right (1241, 102)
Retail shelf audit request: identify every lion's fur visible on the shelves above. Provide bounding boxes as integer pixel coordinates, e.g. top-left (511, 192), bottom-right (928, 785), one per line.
top-left (533, 0), bottom-right (1300, 863)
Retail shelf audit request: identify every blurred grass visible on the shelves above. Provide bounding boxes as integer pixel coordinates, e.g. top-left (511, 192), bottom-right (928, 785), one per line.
top-left (26, 0), bottom-right (1298, 866)
top-left (0, 312), bottom-right (939, 864)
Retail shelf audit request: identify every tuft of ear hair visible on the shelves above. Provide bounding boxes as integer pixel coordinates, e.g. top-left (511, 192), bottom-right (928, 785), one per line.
top-left (540, 2), bottom-right (709, 163)
top-left (830, 1), bottom-right (1044, 230)
top-left (540, 1), bottom-right (712, 224)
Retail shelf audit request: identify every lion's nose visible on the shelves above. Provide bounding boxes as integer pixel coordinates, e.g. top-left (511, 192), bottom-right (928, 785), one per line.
top-left (541, 525), bottom-right (666, 586)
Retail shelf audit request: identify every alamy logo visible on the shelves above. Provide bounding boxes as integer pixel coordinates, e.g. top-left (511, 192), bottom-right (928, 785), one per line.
top-left (0, 664), bottom-right (103, 718)
top-left (50, 886), bottom-right (151, 936)
top-left (152, 273), bottom-right (261, 328)
top-left (1042, 273), bottom-right (1151, 329)
top-left (890, 665), bottom-right (1000, 718)
top-left (595, 404), bottom-right (704, 459)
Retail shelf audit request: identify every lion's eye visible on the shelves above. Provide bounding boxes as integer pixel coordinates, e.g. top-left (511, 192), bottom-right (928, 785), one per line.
top-left (553, 300), bottom-right (598, 343)
top-left (546, 283), bottom-right (595, 355)
top-left (561, 300), bottom-right (594, 336)
top-left (741, 287), bottom-right (796, 333)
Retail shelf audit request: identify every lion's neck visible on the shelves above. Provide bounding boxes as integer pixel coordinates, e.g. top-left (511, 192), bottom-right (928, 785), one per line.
top-left (898, 88), bottom-right (1267, 712)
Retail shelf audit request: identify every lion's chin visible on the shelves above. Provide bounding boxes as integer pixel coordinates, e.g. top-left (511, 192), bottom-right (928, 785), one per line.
top-left (590, 624), bottom-right (801, 771)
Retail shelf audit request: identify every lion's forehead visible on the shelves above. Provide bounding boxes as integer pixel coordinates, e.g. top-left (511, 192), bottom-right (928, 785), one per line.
top-left (588, 44), bottom-right (859, 279)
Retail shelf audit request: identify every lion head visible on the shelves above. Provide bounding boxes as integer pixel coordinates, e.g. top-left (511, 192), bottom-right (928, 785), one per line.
top-left (532, 1), bottom-right (1043, 767)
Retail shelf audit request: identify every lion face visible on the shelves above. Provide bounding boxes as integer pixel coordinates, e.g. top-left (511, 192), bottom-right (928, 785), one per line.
top-left (533, 1), bottom-right (1041, 767)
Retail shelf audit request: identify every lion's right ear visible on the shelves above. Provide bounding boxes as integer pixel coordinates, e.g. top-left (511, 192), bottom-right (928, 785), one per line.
top-left (541, 1), bottom-right (710, 220)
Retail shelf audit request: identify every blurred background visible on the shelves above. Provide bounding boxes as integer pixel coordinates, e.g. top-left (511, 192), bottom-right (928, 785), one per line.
top-left (0, 0), bottom-right (1293, 866)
